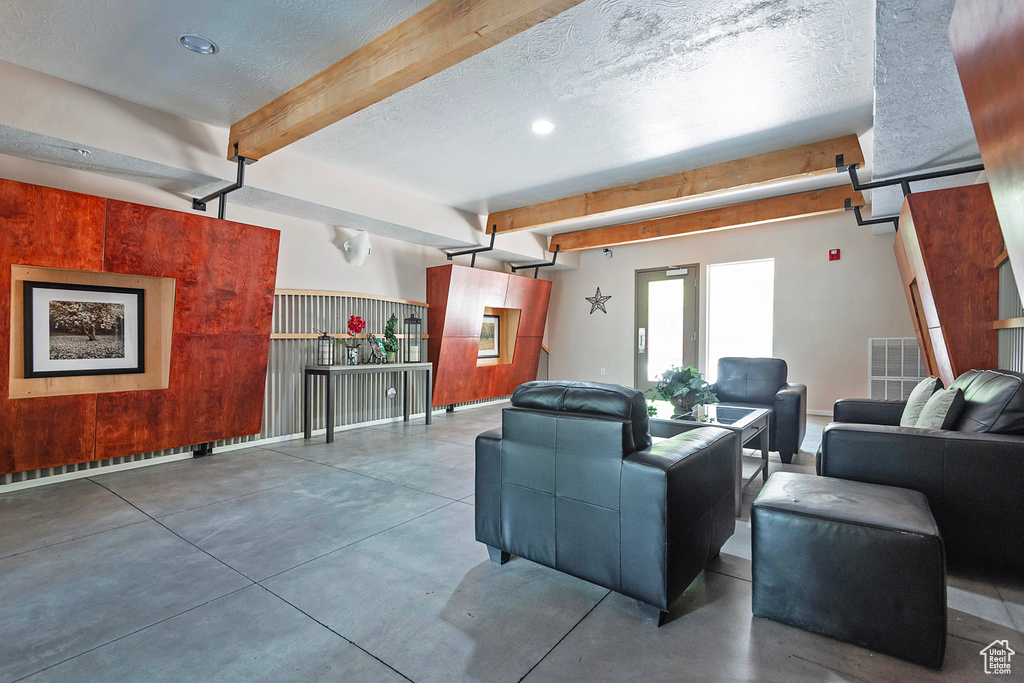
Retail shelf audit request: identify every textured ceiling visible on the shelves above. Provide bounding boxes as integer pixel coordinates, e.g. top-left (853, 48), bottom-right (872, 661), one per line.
top-left (0, 0), bottom-right (874, 215)
top-left (871, 0), bottom-right (981, 218)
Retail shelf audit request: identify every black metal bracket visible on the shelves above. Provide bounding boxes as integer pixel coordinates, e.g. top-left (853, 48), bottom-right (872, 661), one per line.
top-left (837, 158), bottom-right (984, 196)
top-left (510, 246), bottom-right (560, 279)
top-left (445, 225), bottom-right (498, 267)
top-left (192, 143), bottom-right (255, 220)
top-left (844, 198), bottom-right (900, 231)
top-left (837, 157), bottom-right (985, 232)
top-left (193, 442), bottom-right (214, 458)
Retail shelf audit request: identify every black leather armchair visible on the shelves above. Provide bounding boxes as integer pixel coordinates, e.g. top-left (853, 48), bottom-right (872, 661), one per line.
top-left (712, 357), bottom-right (807, 463)
top-left (817, 369), bottom-right (1024, 568)
top-left (476, 380), bottom-right (737, 626)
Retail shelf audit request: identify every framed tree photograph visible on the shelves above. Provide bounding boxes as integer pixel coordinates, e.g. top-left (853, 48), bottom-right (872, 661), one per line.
top-left (478, 314), bottom-right (500, 359)
top-left (24, 281), bottom-right (145, 378)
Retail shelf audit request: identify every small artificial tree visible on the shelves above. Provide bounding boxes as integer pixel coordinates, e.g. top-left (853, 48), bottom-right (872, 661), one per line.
top-left (382, 314), bottom-right (400, 360)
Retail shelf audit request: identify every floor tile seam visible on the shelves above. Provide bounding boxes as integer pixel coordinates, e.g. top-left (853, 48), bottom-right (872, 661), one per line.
top-left (8, 584), bottom-right (254, 683)
top-left (119, 467), bottom-right (345, 521)
top-left (0, 518), bottom-right (151, 563)
top-left (262, 443), bottom-right (426, 469)
top-left (704, 564), bottom-right (752, 583)
top-left (992, 585), bottom-right (1024, 632)
top-left (254, 584), bottom-right (415, 683)
top-left (90, 479), bottom-right (259, 584)
top-left (326, 465), bottom-right (468, 502)
top-left (517, 591), bottom-right (611, 683)
top-left (787, 653), bottom-right (873, 682)
top-left (255, 499), bottom-right (463, 584)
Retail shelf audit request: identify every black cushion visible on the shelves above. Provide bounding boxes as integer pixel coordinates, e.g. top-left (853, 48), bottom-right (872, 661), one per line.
top-left (949, 369), bottom-right (1024, 434)
top-left (512, 380), bottom-right (652, 450)
top-left (714, 358), bottom-right (788, 403)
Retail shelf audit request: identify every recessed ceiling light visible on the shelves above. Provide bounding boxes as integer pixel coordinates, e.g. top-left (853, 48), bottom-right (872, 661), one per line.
top-left (179, 34), bottom-right (218, 55)
top-left (531, 119), bottom-right (555, 135)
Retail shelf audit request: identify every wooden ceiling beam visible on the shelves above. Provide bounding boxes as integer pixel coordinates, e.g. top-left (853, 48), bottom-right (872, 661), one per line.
top-left (548, 186), bottom-right (865, 252)
top-left (228, 0), bottom-right (586, 160)
top-left (488, 135), bottom-right (864, 233)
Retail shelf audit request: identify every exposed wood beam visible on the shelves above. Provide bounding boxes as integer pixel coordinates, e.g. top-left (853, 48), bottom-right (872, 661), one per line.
top-left (228, 0), bottom-right (586, 160)
top-left (488, 135), bottom-right (864, 233)
top-left (548, 186), bottom-right (865, 252)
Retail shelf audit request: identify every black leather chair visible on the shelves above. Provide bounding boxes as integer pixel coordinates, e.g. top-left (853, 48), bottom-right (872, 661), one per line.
top-left (475, 380), bottom-right (737, 626)
top-left (712, 357), bottom-right (807, 463)
top-left (817, 369), bottom-right (1024, 568)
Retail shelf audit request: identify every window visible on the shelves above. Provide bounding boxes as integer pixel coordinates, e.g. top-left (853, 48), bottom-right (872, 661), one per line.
top-left (705, 259), bottom-right (774, 383)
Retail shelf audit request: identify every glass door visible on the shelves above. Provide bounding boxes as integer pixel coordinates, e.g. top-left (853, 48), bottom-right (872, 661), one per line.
top-left (635, 265), bottom-right (698, 392)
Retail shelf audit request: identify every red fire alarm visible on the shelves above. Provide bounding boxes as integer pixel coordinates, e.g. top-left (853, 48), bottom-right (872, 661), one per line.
top-left (829, 248), bottom-right (841, 261)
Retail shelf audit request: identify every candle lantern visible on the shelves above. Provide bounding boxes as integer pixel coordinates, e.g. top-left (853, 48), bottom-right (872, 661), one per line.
top-left (403, 313), bottom-right (422, 363)
top-left (316, 330), bottom-right (335, 366)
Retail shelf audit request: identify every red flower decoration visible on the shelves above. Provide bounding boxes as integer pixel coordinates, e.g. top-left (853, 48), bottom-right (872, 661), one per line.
top-left (347, 315), bottom-right (366, 335)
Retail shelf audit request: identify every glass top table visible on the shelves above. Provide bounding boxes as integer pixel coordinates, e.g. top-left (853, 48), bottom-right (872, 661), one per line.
top-left (649, 402), bottom-right (771, 517)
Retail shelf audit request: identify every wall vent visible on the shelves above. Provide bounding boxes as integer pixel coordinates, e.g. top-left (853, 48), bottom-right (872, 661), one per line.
top-left (998, 260), bottom-right (1023, 373)
top-left (869, 338), bottom-right (927, 400)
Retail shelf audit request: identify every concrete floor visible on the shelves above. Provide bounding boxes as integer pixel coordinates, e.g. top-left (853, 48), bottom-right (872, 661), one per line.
top-left (0, 407), bottom-right (1021, 682)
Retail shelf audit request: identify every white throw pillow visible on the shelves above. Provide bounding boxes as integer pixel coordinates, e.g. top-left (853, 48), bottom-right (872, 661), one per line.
top-left (901, 377), bottom-right (943, 427)
top-left (915, 387), bottom-right (966, 430)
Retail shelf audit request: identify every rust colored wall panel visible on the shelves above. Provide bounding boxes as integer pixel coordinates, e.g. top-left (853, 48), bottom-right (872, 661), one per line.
top-left (184, 334), bottom-right (271, 444)
top-left (505, 277), bottom-right (552, 338)
top-left (443, 267), bottom-right (509, 338)
top-left (895, 185), bottom-right (1001, 384)
top-left (93, 336), bottom-right (193, 459)
top-left (104, 203), bottom-right (279, 335)
top-left (1, 179), bottom-right (107, 474)
top-left (1, 179), bottom-right (280, 475)
top-left (11, 395), bottom-right (98, 472)
top-left (427, 265), bottom-right (549, 406)
top-left (950, 0), bottom-right (1024, 303)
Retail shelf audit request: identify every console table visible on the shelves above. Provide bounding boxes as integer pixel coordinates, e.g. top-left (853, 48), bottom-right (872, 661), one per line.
top-left (303, 362), bottom-right (433, 443)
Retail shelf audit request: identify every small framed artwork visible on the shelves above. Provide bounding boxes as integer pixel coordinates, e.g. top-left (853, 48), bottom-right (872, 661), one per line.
top-left (478, 314), bottom-right (500, 359)
top-left (369, 335), bottom-right (386, 360)
top-left (24, 281), bottom-right (145, 378)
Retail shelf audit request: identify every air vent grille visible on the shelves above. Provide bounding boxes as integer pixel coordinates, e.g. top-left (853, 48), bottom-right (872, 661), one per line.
top-left (869, 338), bottom-right (927, 400)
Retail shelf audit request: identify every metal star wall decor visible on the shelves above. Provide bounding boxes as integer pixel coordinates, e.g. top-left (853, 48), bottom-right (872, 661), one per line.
top-left (586, 287), bottom-right (611, 314)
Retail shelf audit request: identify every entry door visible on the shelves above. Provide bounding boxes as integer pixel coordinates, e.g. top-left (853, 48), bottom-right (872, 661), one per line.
top-left (635, 265), bottom-right (698, 392)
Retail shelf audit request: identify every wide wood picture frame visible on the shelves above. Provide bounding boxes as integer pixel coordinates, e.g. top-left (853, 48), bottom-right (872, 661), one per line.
top-left (24, 281), bottom-right (145, 378)
top-left (478, 314), bottom-right (500, 359)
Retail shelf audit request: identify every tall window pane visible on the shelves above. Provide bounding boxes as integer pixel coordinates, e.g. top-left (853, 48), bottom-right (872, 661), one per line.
top-left (706, 259), bottom-right (774, 383)
top-left (647, 278), bottom-right (686, 380)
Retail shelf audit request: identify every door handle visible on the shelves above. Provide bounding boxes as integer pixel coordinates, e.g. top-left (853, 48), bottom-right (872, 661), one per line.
top-left (638, 328), bottom-right (646, 353)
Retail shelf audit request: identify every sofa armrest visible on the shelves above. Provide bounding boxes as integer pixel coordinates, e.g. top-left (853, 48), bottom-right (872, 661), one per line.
top-left (818, 423), bottom-right (946, 509)
top-left (620, 427), bottom-right (737, 608)
top-left (833, 398), bottom-right (905, 425)
top-left (774, 383), bottom-right (807, 457)
top-left (474, 429), bottom-right (502, 547)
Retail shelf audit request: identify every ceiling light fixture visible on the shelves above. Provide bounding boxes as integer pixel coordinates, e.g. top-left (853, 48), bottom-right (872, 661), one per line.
top-left (179, 34), bottom-right (218, 55)
top-left (531, 119), bottom-right (555, 135)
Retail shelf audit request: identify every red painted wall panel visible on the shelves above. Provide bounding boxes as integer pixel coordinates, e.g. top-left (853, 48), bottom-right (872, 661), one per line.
top-left (427, 265), bottom-right (550, 406)
top-left (1, 181), bottom-right (108, 473)
top-left (1, 179), bottom-right (280, 475)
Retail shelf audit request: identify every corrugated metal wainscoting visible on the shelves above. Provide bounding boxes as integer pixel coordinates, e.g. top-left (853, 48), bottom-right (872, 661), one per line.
top-left (3, 290), bottom-right (537, 486)
top-left (998, 260), bottom-right (1023, 373)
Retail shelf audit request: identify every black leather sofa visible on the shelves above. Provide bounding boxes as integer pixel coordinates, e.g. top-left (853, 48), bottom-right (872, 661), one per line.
top-left (712, 357), bottom-right (807, 463)
top-left (817, 369), bottom-right (1024, 568)
top-left (475, 380), bottom-right (737, 626)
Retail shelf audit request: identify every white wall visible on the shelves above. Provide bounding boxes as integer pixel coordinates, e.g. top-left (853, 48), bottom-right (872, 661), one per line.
top-left (545, 211), bottom-right (914, 413)
top-left (0, 154), bottom-right (506, 305)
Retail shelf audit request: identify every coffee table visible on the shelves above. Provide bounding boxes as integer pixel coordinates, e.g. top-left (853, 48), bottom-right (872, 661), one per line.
top-left (650, 404), bottom-right (770, 516)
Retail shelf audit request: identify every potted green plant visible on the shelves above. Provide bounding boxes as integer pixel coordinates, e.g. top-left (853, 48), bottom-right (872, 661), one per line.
top-left (382, 313), bottom-right (400, 363)
top-left (644, 365), bottom-right (718, 417)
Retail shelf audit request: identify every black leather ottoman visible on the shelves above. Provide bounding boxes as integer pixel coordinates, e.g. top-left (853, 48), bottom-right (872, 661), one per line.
top-left (751, 472), bottom-right (946, 669)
